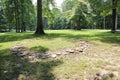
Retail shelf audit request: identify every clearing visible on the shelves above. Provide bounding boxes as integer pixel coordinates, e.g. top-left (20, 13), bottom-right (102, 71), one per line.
top-left (0, 30), bottom-right (120, 80)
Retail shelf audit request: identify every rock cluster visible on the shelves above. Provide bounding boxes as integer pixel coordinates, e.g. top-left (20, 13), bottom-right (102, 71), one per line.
top-left (10, 40), bottom-right (89, 62)
top-left (94, 72), bottom-right (119, 80)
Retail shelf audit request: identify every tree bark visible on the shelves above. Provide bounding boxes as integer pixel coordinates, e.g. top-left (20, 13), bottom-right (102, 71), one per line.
top-left (103, 17), bottom-right (106, 29)
top-left (111, 0), bottom-right (117, 33)
top-left (76, 16), bottom-right (81, 30)
top-left (35, 0), bottom-right (45, 35)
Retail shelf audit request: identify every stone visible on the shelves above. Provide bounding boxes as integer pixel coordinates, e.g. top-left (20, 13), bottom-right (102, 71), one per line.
top-left (62, 52), bottom-right (68, 55)
top-left (4, 71), bottom-right (8, 74)
top-left (113, 71), bottom-right (119, 77)
top-left (94, 76), bottom-right (102, 80)
top-left (74, 50), bottom-right (79, 53)
top-left (16, 63), bottom-right (22, 67)
top-left (66, 49), bottom-right (74, 53)
top-left (80, 47), bottom-right (84, 50)
top-left (74, 48), bottom-right (80, 51)
top-left (51, 54), bottom-right (57, 58)
top-left (56, 52), bottom-right (62, 55)
top-left (28, 56), bottom-right (34, 61)
top-left (41, 56), bottom-right (47, 59)
top-left (102, 74), bottom-right (111, 80)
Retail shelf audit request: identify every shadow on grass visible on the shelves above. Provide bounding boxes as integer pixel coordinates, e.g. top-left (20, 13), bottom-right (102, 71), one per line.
top-left (0, 33), bottom-right (37, 43)
top-left (95, 31), bottom-right (120, 44)
top-left (0, 49), bottom-right (63, 80)
top-left (45, 31), bottom-right (120, 44)
top-left (0, 30), bottom-right (120, 44)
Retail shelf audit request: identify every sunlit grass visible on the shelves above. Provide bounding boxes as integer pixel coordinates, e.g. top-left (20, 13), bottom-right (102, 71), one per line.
top-left (52, 57), bottom-right (110, 79)
top-left (0, 29), bottom-right (120, 79)
top-left (0, 29), bottom-right (120, 55)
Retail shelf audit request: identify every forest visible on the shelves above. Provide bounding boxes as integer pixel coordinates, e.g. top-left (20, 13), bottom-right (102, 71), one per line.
top-left (0, 0), bottom-right (120, 80)
top-left (0, 0), bottom-right (120, 33)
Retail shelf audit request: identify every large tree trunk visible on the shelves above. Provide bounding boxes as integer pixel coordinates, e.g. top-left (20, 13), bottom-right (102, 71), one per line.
top-left (111, 0), bottom-right (117, 33)
top-left (35, 0), bottom-right (45, 35)
top-left (21, 0), bottom-right (25, 32)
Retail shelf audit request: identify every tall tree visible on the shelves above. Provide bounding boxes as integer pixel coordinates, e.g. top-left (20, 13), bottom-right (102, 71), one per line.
top-left (35, 0), bottom-right (55, 34)
top-left (62, 0), bottom-right (90, 30)
top-left (35, 0), bottom-right (45, 34)
top-left (111, 0), bottom-right (117, 33)
top-left (0, 0), bottom-right (7, 32)
top-left (89, 0), bottom-right (120, 32)
top-left (4, 0), bottom-right (35, 32)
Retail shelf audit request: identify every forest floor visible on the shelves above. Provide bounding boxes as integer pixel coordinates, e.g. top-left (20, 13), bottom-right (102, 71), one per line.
top-left (0, 30), bottom-right (120, 80)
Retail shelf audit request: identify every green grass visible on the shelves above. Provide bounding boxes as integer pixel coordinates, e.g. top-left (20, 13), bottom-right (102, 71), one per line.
top-left (0, 29), bottom-right (120, 80)
top-left (0, 29), bottom-right (120, 52)
top-left (52, 58), bottom-right (110, 79)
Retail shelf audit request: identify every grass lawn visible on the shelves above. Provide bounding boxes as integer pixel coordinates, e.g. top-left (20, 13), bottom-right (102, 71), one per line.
top-left (0, 30), bottom-right (120, 80)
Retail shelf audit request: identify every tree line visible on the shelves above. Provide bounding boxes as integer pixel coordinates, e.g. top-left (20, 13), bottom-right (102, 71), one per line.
top-left (50, 0), bottom-right (120, 33)
top-left (0, 0), bottom-right (36, 32)
top-left (0, 0), bottom-right (120, 34)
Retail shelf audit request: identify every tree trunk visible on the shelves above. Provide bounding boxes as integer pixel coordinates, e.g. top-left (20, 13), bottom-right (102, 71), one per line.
top-left (111, 0), bottom-right (117, 33)
top-left (115, 13), bottom-right (117, 29)
top-left (14, 0), bottom-right (18, 32)
top-left (35, 0), bottom-right (45, 35)
top-left (77, 16), bottom-right (81, 30)
top-left (103, 17), bottom-right (106, 29)
top-left (21, 0), bottom-right (25, 32)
